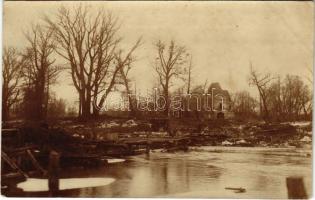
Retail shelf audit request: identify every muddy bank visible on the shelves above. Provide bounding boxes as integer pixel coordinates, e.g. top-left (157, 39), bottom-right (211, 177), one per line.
top-left (3, 119), bottom-right (312, 160)
top-left (50, 118), bottom-right (312, 148)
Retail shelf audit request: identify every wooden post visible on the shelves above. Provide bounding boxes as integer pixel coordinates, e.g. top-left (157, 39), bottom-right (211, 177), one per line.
top-left (175, 140), bottom-right (178, 148)
top-left (48, 151), bottom-right (60, 195)
top-left (146, 132), bottom-right (150, 155)
top-left (146, 144), bottom-right (150, 155)
top-left (286, 176), bottom-right (307, 199)
top-left (183, 139), bottom-right (188, 152)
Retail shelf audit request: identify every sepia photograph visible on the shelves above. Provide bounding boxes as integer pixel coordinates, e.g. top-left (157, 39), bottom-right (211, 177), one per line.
top-left (1, 1), bottom-right (313, 198)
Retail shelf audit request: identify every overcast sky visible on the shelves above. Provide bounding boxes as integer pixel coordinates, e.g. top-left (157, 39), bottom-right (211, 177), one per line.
top-left (3, 1), bottom-right (314, 105)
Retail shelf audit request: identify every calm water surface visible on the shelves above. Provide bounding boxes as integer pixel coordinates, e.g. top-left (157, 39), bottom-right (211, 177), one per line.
top-left (13, 147), bottom-right (311, 198)
top-left (53, 146), bottom-right (312, 198)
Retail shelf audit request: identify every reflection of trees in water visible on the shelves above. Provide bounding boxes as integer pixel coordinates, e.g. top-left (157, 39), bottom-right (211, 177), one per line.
top-left (186, 161), bottom-right (190, 190)
top-left (153, 159), bottom-right (224, 194)
top-left (64, 158), bottom-right (224, 197)
top-left (149, 159), bottom-right (191, 195)
top-left (166, 160), bottom-right (191, 193)
top-left (71, 157), bottom-right (224, 197)
top-left (162, 162), bottom-right (168, 193)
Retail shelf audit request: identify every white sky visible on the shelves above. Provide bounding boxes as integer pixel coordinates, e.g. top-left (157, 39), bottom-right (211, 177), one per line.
top-left (3, 1), bottom-right (314, 105)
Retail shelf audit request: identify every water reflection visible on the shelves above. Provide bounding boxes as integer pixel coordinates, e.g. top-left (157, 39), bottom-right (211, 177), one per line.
top-left (123, 156), bottom-right (196, 197)
top-left (14, 147), bottom-right (311, 198)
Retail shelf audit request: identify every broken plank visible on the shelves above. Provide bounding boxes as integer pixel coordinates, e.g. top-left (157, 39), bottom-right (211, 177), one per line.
top-left (1, 151), bottom-right (28, 178)
top-left (26, 149), bottom-right (47, 175)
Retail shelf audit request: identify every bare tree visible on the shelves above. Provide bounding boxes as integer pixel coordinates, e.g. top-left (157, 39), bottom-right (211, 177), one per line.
top-left (231, 91), bottom-right (258, 120)
top-left (116, 44), bottom-right (143, 116)
top-left (266, 80), bottom-right (282, 121)
top-left (154, 40), bottom-right (188, 116)
top-left (22, 25), bottom-right (60, 120)
top-left (2, 47), bottom-right (24, 121)
top-left (281, 75), bottom-right (311, 121)
top-left (248, 65), bottom-right (274, 121)
top-left (186, 55), bottom-right (193, 94)
top-left (300, 84), bottom-right (312, 119)
top-left (95, 39), bottom-right (141, 116)
top-left (45, 6), bottom-right (141, 119)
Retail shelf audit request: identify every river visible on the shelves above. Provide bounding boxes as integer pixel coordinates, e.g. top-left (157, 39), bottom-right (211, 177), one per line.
top-left (14, 147), bottom-right (312, 198)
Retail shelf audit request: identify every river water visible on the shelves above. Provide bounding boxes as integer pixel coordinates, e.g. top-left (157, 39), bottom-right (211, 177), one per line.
top-left (16, 147), bottom-right (312, 198)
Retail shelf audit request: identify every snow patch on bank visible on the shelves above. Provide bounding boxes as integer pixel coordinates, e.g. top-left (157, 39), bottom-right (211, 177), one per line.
top-left (107, 158), bottom-right (126, 163)
top-left (17, 177), bottom-right (115, 192)
top-left (288, 121), bottom-right (311, 127)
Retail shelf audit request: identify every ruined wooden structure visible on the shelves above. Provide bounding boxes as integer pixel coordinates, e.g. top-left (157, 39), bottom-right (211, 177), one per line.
top-left (2, 129), bottom-right (47, 183)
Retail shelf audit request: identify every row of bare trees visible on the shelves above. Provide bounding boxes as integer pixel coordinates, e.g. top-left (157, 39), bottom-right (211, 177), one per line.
top-left (3, 24), bottom-right (62, 121)
top-left (3, 6), bottom-right (143, 121)
top-left (268, 74), bottom-right (311, 121)
top-left (3, 5), bottom-right (197, 122)
top-left (238, 67), bottom-right (313, 122)
top-left (2, 48), bottom-right (24, 121)
top-left (231, 91), bottom-right (258, 120)
top-left (2, 5), bottom-right (312, 122)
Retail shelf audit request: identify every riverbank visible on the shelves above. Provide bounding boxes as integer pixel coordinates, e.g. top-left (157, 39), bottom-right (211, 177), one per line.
top-left (52, 118), bottom-right (312, 149)
top-left (2, 118), bottom-right (312, 164)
